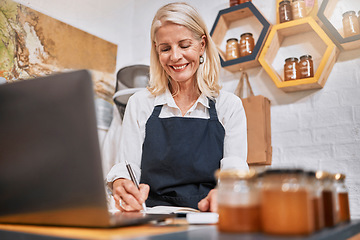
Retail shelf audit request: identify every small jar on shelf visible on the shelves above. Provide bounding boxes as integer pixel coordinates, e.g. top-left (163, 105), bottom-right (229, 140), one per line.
top-left (342, 11), bottom-right (360, 38)
top-left (226, 38), bottom-right (240, 61)
top-left (279, 0), bottom-right (293, 23)
top-left (229, 0), bottom-right (239, 7)
top-left (299, 55), bottom-right (314, 79)
top-left (240, 33), bottom-right (255, 57)
top-left (291, 0), bottom-right (306, 20)
top-left (284, 57), bottom-right (299, 81)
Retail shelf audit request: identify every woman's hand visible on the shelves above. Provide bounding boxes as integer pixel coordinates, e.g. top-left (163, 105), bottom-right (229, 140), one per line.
top-left (198, 189), bottom-right (218, 212)
top-left (112, 178), bottom-right (149, 212)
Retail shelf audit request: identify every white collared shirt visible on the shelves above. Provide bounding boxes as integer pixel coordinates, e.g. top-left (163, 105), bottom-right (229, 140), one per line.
top-left (106, 88), bottom-right (248, 183)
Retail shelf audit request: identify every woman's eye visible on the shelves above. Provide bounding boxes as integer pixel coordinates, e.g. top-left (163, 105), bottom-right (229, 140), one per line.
top-left (181, 45), bottom-right (190, 49)
top-left (160, 48), bottom-right (170, 52)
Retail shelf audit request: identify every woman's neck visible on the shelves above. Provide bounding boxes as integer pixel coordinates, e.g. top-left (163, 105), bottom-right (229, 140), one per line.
top-left (171, 80), bottom-right (200, 116)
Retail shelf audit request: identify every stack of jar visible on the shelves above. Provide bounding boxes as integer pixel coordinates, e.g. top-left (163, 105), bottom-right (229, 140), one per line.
top-left (216, 168), bottom-right (351, 236)
top-left (278, 0), bottom-right (307, 23)
top-left (284, 55), bottom-right (314, 81)
top-left (229, 0), bottom-right (252, 7)
top-left (342, 10), bottom-right (360, 38)
top-left (225, 33), bottom-right (255, 61)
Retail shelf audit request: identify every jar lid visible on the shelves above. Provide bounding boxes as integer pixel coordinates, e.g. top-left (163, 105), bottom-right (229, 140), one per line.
top-left (300, 54), bottom-right (312, 60)
top-left (305, 170), bottom-right (316, 177)
top-left (343, 11), bottom-right (356, 17)
top-left (240, 32), bottom-right (253, 37)
top-left (315, 170), bottom-right (331, 180)
top-left (215, 169), bottom-right (257, 180)
top-left (279, 0), bottom-right (290, 4)
top-left (334, 173), bottom-right (346, 181)
top-left (285, 57), bottom-right (299, 62)
top-left (227, 38), bottom-right (238, 42)
top-left (264, 168), bottom-right (304, 175)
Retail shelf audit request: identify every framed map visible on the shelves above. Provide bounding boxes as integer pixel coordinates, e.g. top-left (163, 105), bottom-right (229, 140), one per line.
top-left (0, 0), bottom-right (117, 102)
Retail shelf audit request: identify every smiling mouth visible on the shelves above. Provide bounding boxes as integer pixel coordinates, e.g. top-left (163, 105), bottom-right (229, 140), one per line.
top-left (171, 64), bottom-right (188, 70)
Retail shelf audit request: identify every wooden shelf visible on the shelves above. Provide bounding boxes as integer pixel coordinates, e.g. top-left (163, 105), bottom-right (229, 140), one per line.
top-left (259, 17), bottom-right (339, 92)
top-left (317, 0), bottom-right (360, 51)
top-left (210, 2), bottom-right (271, 72)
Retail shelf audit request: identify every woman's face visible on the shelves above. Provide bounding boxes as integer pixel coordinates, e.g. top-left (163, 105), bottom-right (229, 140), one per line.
top-left (155, 23), bottom-right (205, 85)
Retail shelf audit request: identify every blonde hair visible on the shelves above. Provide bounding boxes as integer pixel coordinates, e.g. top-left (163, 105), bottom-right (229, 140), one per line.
top-left (148, 2), bottom-right (221, 99)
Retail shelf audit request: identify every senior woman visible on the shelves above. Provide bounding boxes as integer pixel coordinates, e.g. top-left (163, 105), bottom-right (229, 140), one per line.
top-left (107, 2), bottom-right (248, 212)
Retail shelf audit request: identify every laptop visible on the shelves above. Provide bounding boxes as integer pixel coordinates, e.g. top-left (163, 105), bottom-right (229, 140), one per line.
top-left (0, 70), bottom-right (172, 227)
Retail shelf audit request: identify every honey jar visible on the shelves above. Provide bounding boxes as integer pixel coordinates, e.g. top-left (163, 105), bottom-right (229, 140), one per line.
top-left (240, 0), bottom-right (252, 3)
top-left (229, 0), bottom-right (239, 7)
top-left (334, 173), bottom-right (351, 223)
top-left (284, 57), bottom-right (299, 81)
top-left (261, 169), bottom-right (314, 235)
top-left (306, 171), bottom-right (324, 231)
top-left (316, 171), bottom-right (338, 228)
top-left (342, 11), bottom-right (360, 38)
top-left (239, 33), bottom-right (254, 57)
top-left (299, 55), bottom-right (314, 78)
top-left (226, 38), bottom-right (240, 61)
top-left (216, 169), bottom-right (261, 233)
top-left (291, 0), bottom-right (306, 20)
top-left (279, 0), bottom-right (293, 23)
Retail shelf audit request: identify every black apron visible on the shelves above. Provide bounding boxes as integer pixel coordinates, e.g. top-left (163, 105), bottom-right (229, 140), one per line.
top-left (140, 99), bottom-right (225, 209)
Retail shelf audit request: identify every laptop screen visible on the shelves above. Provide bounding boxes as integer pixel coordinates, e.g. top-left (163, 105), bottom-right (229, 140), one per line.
top-left (0, 70), bottom-right (112, 227)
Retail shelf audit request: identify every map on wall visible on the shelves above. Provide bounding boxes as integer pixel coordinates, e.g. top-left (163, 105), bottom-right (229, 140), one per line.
top-left (0, 0), bottom-right (117, 102)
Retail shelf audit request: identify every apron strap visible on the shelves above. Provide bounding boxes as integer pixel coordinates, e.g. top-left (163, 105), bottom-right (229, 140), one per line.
top-left (152, 105), bottom-right (163, 117)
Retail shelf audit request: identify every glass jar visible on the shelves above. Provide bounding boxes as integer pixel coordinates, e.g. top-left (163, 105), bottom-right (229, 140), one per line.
top-left (239, 33), bottom-right (255, 57)
top-left (229, 0), bottom-right (239, 7)
top-left (291, 0), bottom-right (306, 20)
top-left (306, 171), bottom-right (324, 231)
top-left (342, 11), bottom-right (360, 38)
top-left (316, 171), bottom-right (338, 228)
top-left (299, 55), bottom-right (314, 79)
top-left (334, 173), bottom-right (351, 223)
top-left (226, 38), bottom-right (240, 61)
top-left (216, 169), bottom-right (261, 233)
top-left (284, 57), bottom-right (299, 81)
top-left (261, 169), bottom-right (314, 235)
top-left (279, 0), bottom-right (293, 23)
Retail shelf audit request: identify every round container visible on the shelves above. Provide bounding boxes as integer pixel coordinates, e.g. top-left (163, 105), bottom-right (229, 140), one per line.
top-left (342, 11), bottom-right (360, 38)
top-left (226, 38), bottom-right (240, 61)
top-left (239, 33), bottom-right (255, 57)
top-left (261, 169), bottom-right (314, 235)
top-left (316, 171), bottom-right (338, 228)
top-left (284, 57), bottom-right (299, 81)
top-left (216, 169), bottom-right (261, 233)
top-left (306, 171), bottom-right (324, 231)
top-left (279, 0), bottom-right (293, 23)
top-left (299, 55), bottom-right (314, 79)
top-left (229, 0), bottom-right (239, 7)
top-left (334, 173), bottom-right (351, 223)
top-left (291, 0), bottom-right (306, 20)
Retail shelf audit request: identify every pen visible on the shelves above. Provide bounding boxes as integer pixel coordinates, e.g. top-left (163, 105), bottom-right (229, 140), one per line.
top-left (124, 160), bottom-right (147, 212)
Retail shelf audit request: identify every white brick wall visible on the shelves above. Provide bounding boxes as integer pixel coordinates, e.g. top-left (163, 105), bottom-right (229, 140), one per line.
top-left (16, 0), bottom-right (360, 219)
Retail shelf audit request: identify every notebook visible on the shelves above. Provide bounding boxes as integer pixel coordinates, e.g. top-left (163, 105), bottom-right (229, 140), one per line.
top-left (0, 70), bottom-right (172, 227)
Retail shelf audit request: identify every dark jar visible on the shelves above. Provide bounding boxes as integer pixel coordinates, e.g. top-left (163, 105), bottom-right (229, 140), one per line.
top-left (299, 55), bottom-right (314, 78)
top-left (229, 0), bottom-right (239, 7)
top-left (279, 0), bottom-right (293, 23)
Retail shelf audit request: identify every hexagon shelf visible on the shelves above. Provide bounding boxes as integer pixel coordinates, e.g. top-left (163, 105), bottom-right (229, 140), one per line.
top-left (259, 17), bottom-right (339, 92)
top-left (317, 0), bottom-right (360, 51)
top-left (210, 2), bottom-right (271, 72)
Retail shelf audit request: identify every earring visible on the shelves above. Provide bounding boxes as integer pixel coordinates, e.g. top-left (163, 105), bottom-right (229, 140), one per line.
top-left (199, 56), bottom-right (204, 64)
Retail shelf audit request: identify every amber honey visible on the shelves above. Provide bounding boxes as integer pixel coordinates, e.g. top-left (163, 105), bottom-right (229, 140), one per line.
top-left (338, 192), bottom-right (350, 222)
top-left (313, 197), bottom-right (324, 231)
top-left (261, 189), bottom-right (314, 235)
top-left (218, 204), bottom-right (261, 233)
